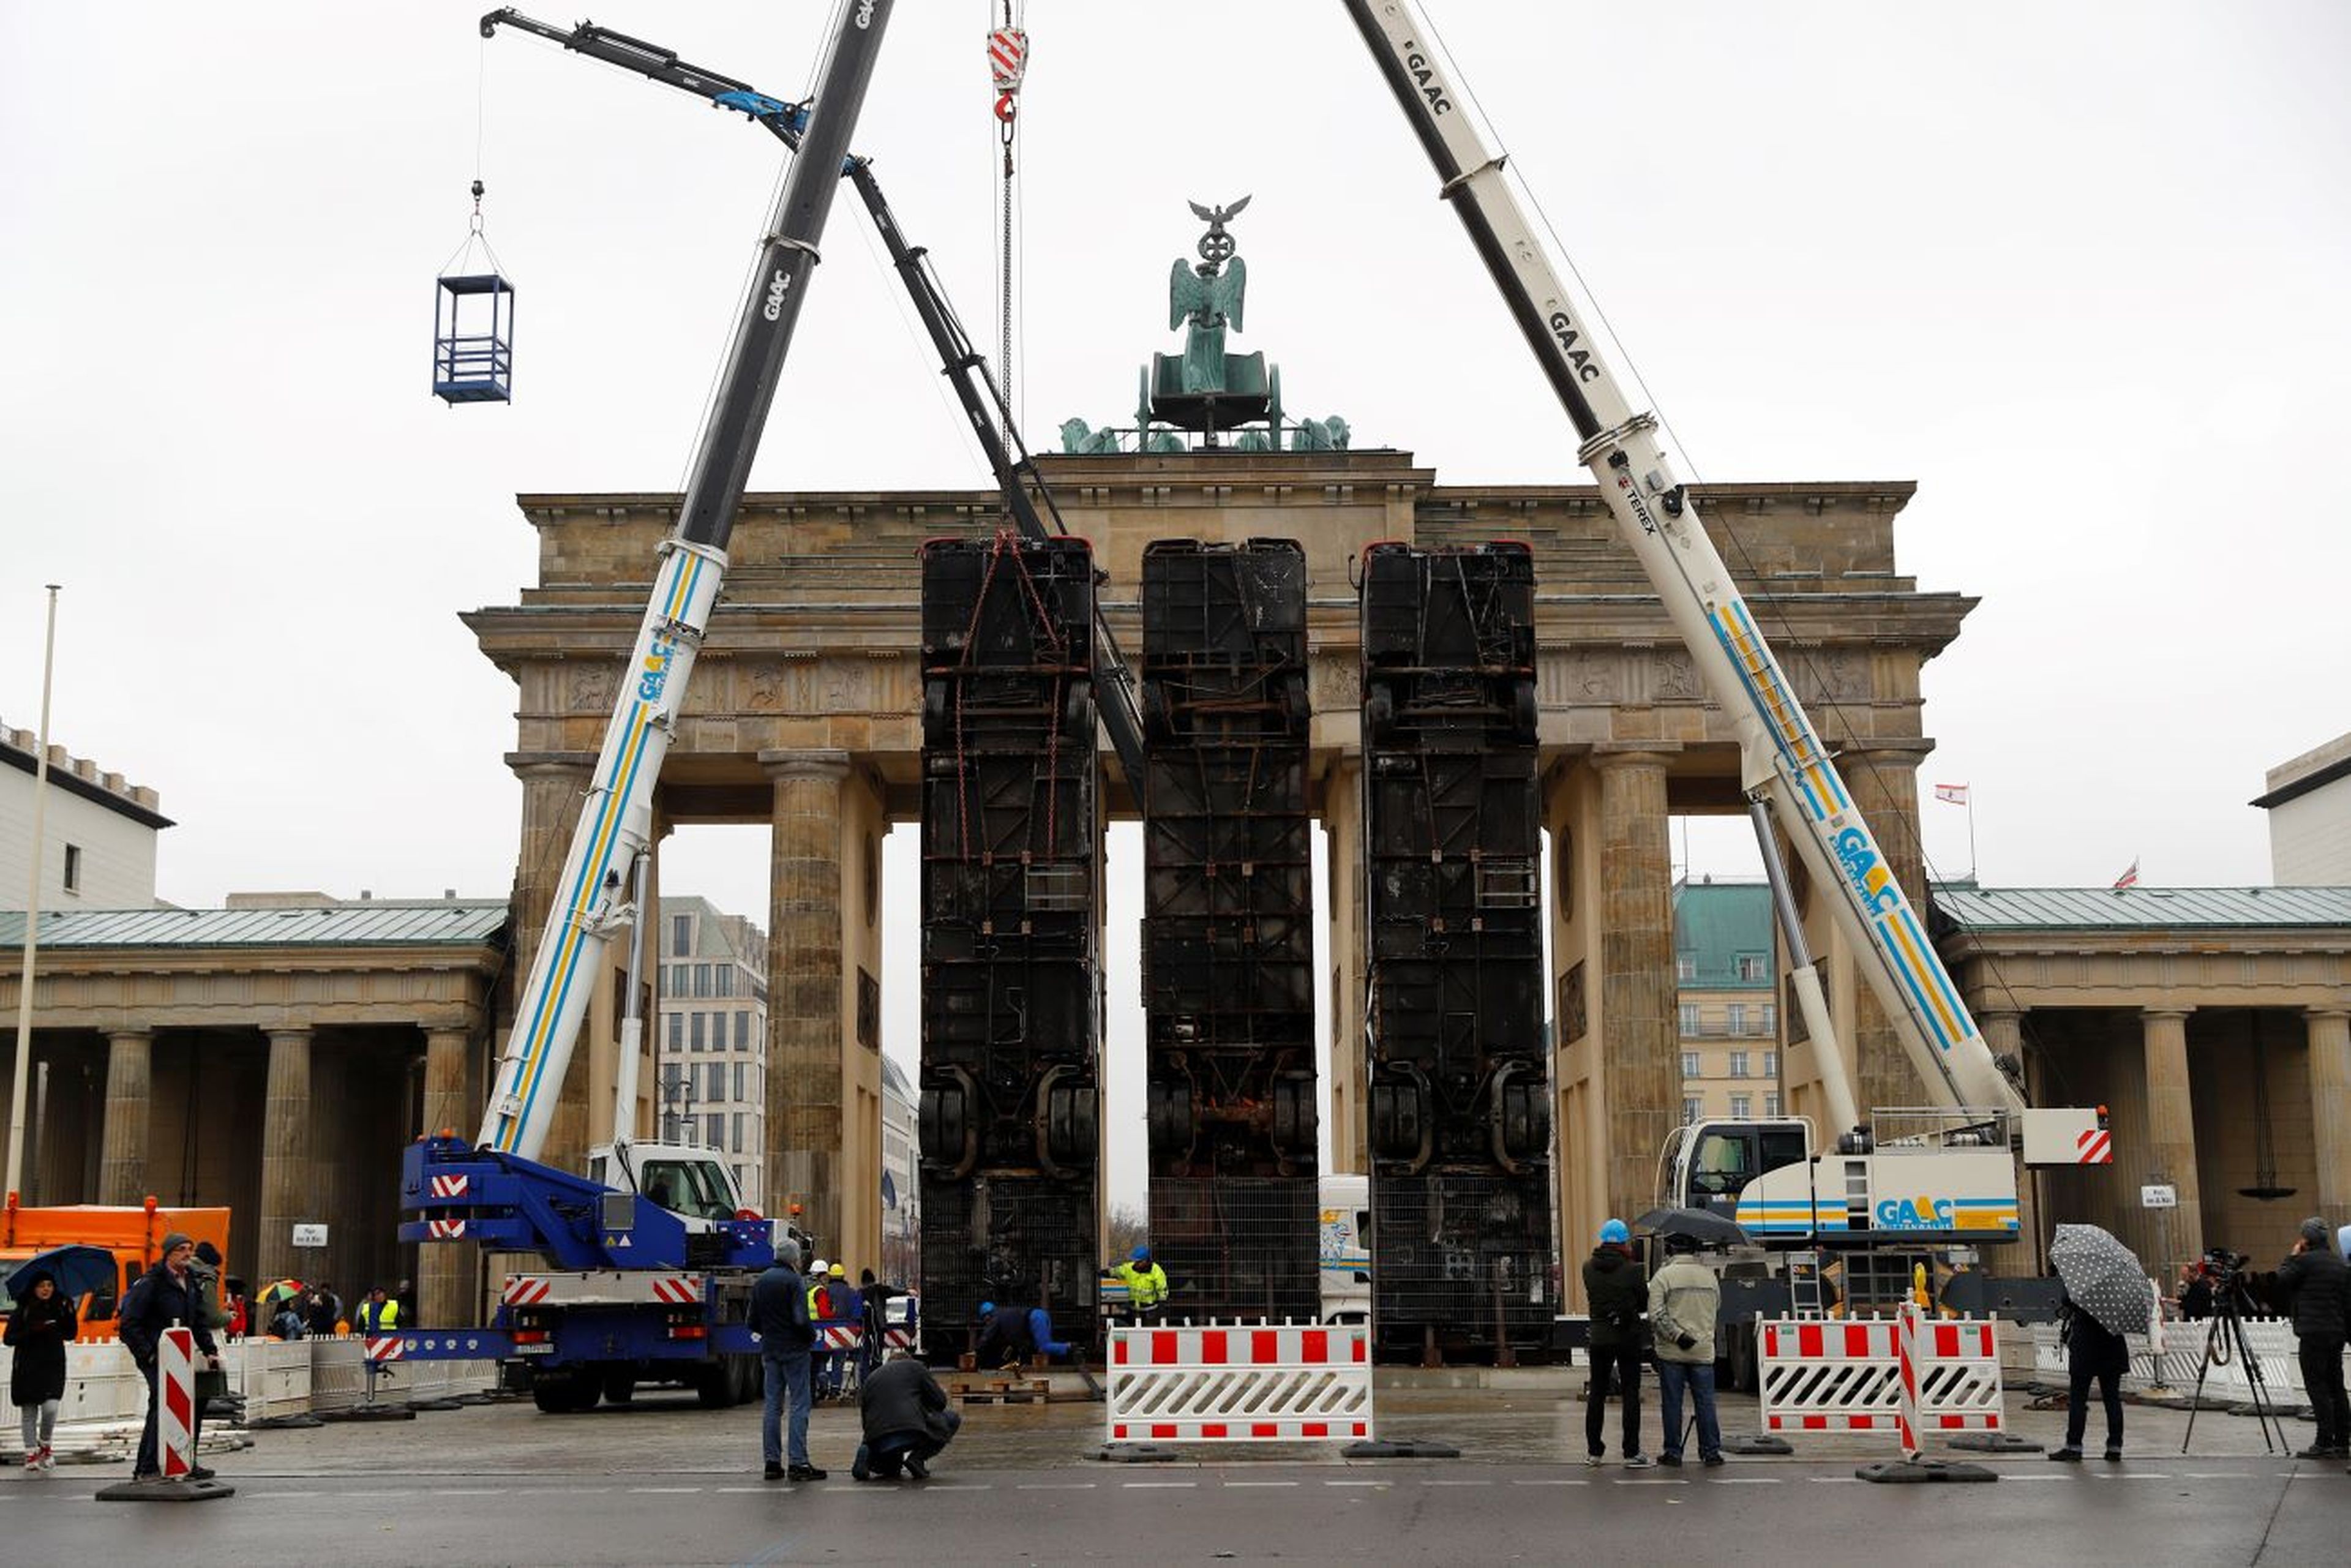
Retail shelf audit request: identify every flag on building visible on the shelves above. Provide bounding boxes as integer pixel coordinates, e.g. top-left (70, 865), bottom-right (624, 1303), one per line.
top-left (1933, 782), bottom-right (1970, 805)
top-left (2112, 859), bottom-right (2140, 890)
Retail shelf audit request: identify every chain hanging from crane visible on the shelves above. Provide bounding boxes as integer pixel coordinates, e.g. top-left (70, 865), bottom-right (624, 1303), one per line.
top-left (988, 6), bottom-right (1029, 434)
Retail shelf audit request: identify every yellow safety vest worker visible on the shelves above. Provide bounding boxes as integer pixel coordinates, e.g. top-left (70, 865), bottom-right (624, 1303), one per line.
top-left (1114, 1261), bottom-right (1168, 1309)
top-left (360, 1298), bottom-right (400, 1332)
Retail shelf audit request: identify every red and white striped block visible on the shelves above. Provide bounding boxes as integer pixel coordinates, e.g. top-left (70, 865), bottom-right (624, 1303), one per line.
top-left (429, 1218), bottom-right (467, 1240)
top-left (430, 1173), bottom-right (470, 1198)
top-left (817, 1324), bottom-right (861, 1352)
top-left (503, 1278), bottom-right (553, 1308)
top-left (883, 1326), bottom-right (916, 1351)
top-left (2077, 1127), bottom-right (2113, 1165)
top-left (1104, 1321), bottom-right (1376, 1447)
top-left (367, 1335), bottom-right (405, 1363)
top-left (1111, 1324), bottom-right (1369, 1369)
top-left (156, 1325), bottom-right (199, 1480)
top-left (650, 1276), bottom-right (700, 1307)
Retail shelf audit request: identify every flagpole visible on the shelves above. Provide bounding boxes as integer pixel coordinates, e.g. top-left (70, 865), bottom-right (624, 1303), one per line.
top-left (7, 585), bottom-right (63, 1203)
top-left (1967, 793), bottom-right (1979, 883)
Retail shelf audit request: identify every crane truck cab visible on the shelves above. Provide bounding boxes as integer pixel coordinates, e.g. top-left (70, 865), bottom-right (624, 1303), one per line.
top-left (586, 1142), bottom-right (743, 1226)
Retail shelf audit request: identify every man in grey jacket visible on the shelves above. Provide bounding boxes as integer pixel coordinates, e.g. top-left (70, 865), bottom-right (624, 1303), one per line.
top-left (1647, 1232), bottom-right (1725, 1468)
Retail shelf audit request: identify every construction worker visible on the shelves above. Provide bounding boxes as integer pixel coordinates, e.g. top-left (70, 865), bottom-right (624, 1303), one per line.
top-left (822, 1262), bottom-right (863, 1398)
top-left (1107, 1245), bottom-right (1169, 1315)
top-left (356, 1286), bottom-right (401, 1335)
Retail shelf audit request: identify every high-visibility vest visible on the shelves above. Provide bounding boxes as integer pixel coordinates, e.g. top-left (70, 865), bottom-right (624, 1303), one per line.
top-left (361, 1299), bottom-right (400, 1332)
top-left (807, 1283), bottom-right (830, 1322)
top-left (1114, 1262), bottom-right (1168, 1308)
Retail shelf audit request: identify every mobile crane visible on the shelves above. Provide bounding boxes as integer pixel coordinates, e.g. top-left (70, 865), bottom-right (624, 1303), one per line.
top-left (394, 0), bottom-right (894, 1413)
top-left (1341, 1), bottom-right (2110, 1326)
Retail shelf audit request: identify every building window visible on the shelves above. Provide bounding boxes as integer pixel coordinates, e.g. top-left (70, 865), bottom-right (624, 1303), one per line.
top-left (672, 914), bottom-right (691, 957)
top-left (1764, 1051), bottom-right (1779, 1078)
top-left (1730, 1051), bottom-right (1750, 1078)
top-left (691, 1013), bottom-right (707, 1052)
top-left (1683, 1097), bottom-right (1702, 1125)
top-left (1678, 1003), bottom-right (1700, 1036)
top-left (668, 1012), bottom-right (683, 1049)
top-left (705, 1112), bottom-right (724, 1149)
top-left (1730, 1094), bottom-right (1752, 1119)
top-left (1680, 1051), bottom-right (1700, 1079)
top-left (1728, 1004), bottom-right (1749, 1036)
top-left (694, 963), bottom-right (713, 998)
top-left (1676, 955), bottom-right (1696, 981)
top-left (735, 1011), bottom-right (751, 1050)
top-left (62, 844), bottom-right (82, 894)
top-left (708, 1061), bottom-right (726, 1103)
top-left (714, 967), bottom-right (732, 999)
top-left (733, 1062), bottom-right (746, 1103)
top-left (1737, 953), bottom-right (1768, 982)
top-left (1762, 1004), bottom-right (1777, 1036)
top-left (733, 1111), bottom-right (747, 1152)
top-left (1766, 1093), bottom-right (1782, 1117)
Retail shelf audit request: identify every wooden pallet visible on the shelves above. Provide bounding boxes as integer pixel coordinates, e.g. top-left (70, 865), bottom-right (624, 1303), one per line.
top-left (956, 1377), bottom-right (1051, 1405)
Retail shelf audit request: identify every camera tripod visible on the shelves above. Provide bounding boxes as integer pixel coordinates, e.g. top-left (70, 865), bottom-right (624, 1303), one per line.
top-left (2180, 1288), bottom-right (2285, 1455)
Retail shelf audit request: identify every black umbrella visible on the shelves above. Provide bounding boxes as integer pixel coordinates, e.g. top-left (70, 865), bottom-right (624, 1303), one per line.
top-left (6, 1243), bottom-right (118, 1305)
top-left (1635, 1207), bottom-right (1750, 1248)
top-left (2049, 1222), bottom-right (2151, 1337)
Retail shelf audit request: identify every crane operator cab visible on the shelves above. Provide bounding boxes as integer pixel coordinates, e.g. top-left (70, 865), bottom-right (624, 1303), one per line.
top-left (587, 1142), bottom-right (744, 1226)
top-left (1670, 1119), bottom-right (1813, 1231)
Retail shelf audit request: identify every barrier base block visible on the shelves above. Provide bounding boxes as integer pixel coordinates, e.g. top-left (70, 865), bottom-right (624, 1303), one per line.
top-left (318, 1405), bottom-right (417, 1423)
top-left (1855, 1458), bottom-right (1997, 1485)
top-left (1725, 1435), bottom-right (1794, 1456)
top-left (1342, 1439), bottom-right (1461, 1460)
top-left (97, 1477), bottom-right (237, 1503)
top-left (1093, 1444), bottom-right (1181, 1464)
top-left (1949, 1432), bottom-right (2041, 1454)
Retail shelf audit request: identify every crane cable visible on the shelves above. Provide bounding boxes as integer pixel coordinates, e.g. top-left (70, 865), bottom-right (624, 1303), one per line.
top-left (988, 3), bottom-right (1030, 438)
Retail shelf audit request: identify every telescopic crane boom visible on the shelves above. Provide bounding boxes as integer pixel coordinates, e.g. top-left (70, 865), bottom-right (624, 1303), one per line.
top-left (1342, 0), bottom-right (2024, 1135)
top-left (476, 0), bottom-right (895, 1161)
top-left (478, 8), bottom-right (1151, 795)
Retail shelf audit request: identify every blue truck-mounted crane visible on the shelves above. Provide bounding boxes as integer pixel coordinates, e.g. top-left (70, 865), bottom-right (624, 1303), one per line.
top-left (394, 1), bottom-right (896, 1414)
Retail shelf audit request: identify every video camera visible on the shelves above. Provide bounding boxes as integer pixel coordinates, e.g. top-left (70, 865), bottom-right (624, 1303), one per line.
top-left (2195, 1247), bottom-right (2251, 1282)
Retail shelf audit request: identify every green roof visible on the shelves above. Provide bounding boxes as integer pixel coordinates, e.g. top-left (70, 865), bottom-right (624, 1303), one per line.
top-left (1930, 885), bottom-right (2351, 933)
top-left (1672, 880), bottom-right (1774, 989)
top-left (0, 902), bottom-right (509, 950)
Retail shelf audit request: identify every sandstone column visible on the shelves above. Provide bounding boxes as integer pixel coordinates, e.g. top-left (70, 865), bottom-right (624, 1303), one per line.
top-left (97, 1028), bottom-right (154, 1204)
top-left (1594, 748), bottom-right (1678, 1225)
top-left (2307, 1010), bottom-right (2351, 1221)
top-left (505, 754), bottom-right (595, 1172)
top-left (420, 1024), bottom-right (480, 1328)
top-left (2141, 1008), bottom-right (2202, 1275)
top-left (762, 749), bottom-right (851, 1253)
top-left (1321, 755), bottom-right (1368, 1177)
top-left (258, 1026), bottom-right (314, 1287)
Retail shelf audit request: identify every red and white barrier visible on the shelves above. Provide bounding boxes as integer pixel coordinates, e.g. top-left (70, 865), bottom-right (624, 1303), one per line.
top-left (156, 1326), bottom-right (199, 1480)
top-left (1759, 1310), bottom-right (2007, 1449)
top-left (817, 1324), bottom-right (862, 1352)
top-left (1105, 1322), bottom-right (1374, 1445)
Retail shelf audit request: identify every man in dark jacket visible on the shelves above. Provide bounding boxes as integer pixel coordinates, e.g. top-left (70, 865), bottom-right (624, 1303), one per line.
top-left (1580, 1218), bottom-right (1652, 1468)
top-left (851, 1349), bottom-right (961, 1481)
top-left (751, 1237), bottom-right (823, 1482)
top-left (2278, 1216), bottom-right (2350, 1460)
top-left (117, 1232), bottom-right (222, 1482)
top-left (2048, 1290), bottom-right (2128, 1462)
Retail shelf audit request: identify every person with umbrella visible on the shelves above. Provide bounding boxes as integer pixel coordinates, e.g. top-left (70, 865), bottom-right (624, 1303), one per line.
top-left (2047, 1223), bottom-right (2147, 1462)
top-left (4, 1267), bottom-right (78, 1472)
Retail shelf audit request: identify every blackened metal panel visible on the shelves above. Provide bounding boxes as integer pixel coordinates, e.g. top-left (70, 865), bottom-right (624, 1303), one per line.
top-left (1138, 539), bottom-right (1318, 1324)
top-left (918, 533), bottom-right (1101, 1354)
top-left (1359, 541), bottom-right (1553, 1362)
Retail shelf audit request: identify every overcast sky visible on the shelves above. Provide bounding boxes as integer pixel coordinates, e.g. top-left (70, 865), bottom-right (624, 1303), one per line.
top-left (8, 3), bottom-right (2349, 1195)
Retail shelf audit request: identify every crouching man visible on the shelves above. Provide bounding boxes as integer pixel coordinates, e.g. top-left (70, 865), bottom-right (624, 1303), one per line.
top-left (853, 1348), bottom-right (962, 1482)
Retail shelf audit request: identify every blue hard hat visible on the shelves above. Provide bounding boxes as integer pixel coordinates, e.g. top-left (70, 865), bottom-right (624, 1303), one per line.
top-left (979, 1300), bottom-right (996, 1317)
top-left (1131, 1245), bottom-right (1150, 1262)
top-left (1599, 1218), bottom-right (1630, 1245)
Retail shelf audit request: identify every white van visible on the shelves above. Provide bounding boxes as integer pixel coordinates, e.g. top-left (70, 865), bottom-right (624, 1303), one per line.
top-left (1318, 1174), bottom-right (1372, 1324)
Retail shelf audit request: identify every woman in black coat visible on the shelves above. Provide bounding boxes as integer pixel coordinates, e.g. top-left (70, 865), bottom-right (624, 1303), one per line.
top-left (4, 1269), bottom-right (80, 1471)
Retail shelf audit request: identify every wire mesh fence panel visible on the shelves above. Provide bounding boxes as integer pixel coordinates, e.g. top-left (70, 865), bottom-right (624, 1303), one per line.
top-left (1148, 1176), bottom-right (1321, 1326)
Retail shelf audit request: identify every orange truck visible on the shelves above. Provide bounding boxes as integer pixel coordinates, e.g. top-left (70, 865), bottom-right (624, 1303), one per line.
top-left (0, 1195), bottom-right (233, 1339)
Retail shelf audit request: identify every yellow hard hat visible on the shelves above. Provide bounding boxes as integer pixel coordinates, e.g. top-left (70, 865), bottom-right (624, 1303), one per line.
top-left (828, 1262), bottom-right (846, 1277)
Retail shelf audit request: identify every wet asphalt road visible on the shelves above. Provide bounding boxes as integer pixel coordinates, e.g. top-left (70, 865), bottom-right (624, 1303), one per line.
top-left (3, 1375), bottom-right (2344, 1565)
